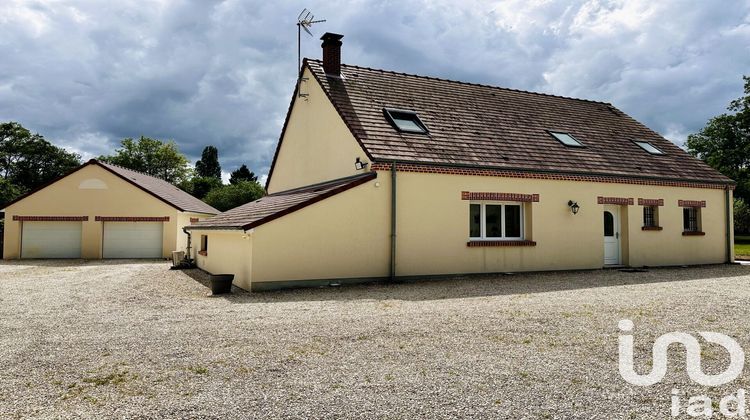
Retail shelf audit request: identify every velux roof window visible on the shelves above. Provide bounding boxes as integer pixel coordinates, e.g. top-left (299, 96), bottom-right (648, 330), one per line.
top-left (634, 140), bottom-right (665, 155)
top-left (383, 108), bottom-right (428, 134)
top-left (548, 131), bottom-right (584, 147)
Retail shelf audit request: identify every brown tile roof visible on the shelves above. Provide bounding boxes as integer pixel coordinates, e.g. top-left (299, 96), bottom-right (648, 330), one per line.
top-left (95, 160), bottom-right (219, 214)
top-left (299, 59), bottom-right (731, 185)
top-left (187, 172), bottom-right (376, 230)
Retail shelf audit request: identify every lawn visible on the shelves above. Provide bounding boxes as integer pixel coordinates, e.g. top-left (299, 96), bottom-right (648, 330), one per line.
top-left (736, 234), bottom-right (750, 257)
top-left (1, 260), bottom-right (750, 418)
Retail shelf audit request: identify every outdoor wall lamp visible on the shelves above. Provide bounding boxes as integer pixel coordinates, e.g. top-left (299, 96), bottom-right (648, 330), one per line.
top-left (568, 200), bottom-right (580, 215)
top-left (355, 157), bottom-right (369, 170)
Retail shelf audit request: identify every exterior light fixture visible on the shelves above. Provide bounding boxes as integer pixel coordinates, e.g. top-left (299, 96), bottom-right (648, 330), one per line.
top-left (355, 157), bottom-right (369, 170)
top-left (568, 200), bottom-right (580, 215)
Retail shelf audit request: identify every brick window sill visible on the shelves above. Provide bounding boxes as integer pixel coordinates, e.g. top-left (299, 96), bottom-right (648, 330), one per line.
top-left (641, 226), bottom-right (663, 231)
top-left (682, 231), bottom-right (705, 236)
top-left (198, 251), bottom-right (208, 256)
top-left (467, 240), bottom-right (536, 247)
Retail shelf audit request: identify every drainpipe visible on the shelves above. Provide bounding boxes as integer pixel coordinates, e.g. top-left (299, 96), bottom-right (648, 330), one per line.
top-left (183, 227), bottom-right (193, 263)
top-left (725, 186), bottom-right (732, 263)
top-left (390, 162), bottom-right (397, 281)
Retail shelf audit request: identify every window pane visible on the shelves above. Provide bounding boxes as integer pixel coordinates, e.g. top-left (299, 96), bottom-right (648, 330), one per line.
top-left (504, 205), bottom-right (522, 237)
top-left (550, 131), bottom-right (583, 147)
top-left (485, 205), bottom-right (503, 238)
top-left (469, 204), bottom-right (481, 238)
top-left (393, 118), bottom-right (424, 132)
top-left (603, 212), bottom-right (614, 236)
top-left (643, 206), bottom-right (656, 227)
top-left (635, 141), bottom-right (664, 155)
top-left (683, 207), bottom-right (698, 231)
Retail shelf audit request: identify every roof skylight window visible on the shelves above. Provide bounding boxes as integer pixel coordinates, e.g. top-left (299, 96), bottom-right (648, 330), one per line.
top-left (383, 108), bottom-right (428, 134)
top-left (548, 131), bottom-right (584, 147)
top-left (634, 140), bottom-right (665, 155)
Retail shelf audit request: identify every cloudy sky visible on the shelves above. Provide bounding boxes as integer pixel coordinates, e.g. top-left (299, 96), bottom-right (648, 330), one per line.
top-left (2, 1), bottom-right (749, 182)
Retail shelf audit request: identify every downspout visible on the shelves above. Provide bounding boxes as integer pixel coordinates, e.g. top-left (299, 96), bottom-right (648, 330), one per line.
top-left (390, 163), bottom-right (397, 281)
top-left (725, 186), bottom-right (732, 263)
top-left (183, 227), bottom-right (193, 263)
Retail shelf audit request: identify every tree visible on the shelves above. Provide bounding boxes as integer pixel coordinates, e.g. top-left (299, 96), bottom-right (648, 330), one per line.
top-left (0, 122), bottom-right (81, 196)
top-left (99, 136), bottom-right (191, 184)
top-left (189, 176), bottom-right (223, 200)
top-left (229, 164), bottom-right (257, 184)
top-left (0, 178), bottom-right (21, 206)
top-left (195, 146), bottom-right (221, 179)
top-left (687, 75), bottom-right (750, 202)
top-left (204, 181), bottom-right (265, 212)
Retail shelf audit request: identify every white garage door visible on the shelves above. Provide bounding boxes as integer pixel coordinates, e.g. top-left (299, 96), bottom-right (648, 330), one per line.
top-left (103, 222), bottom-right (163, 259)
top-left (21, 222), bottom-right (82, 259)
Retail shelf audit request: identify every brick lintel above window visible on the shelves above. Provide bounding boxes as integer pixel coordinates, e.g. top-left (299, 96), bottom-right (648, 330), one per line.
top-left (467, 240), bottom-right (536, 247)
top-left (678, 200), bottom-right (706, 208)
top-left (597, 196), bottom-right (634, 205)
top-left (637, 198), bottom-right (664, 206)
top-left (461, 191), bottom-right (539, 202)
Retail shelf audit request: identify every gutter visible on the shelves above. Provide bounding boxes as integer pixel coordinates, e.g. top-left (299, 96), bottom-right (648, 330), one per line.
top-left (374, 158), bottom-right (735, 187)
top-left (390, 163), bottom-right (397, 281)
top-left (726, 186), bottom-right (733, 263)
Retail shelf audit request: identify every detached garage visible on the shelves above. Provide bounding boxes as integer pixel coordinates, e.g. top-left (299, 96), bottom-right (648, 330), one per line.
top-left (3, 159), bottom-right (218, 259)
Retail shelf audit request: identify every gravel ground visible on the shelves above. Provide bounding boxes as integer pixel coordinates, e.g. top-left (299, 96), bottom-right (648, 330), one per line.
top-left (2, 261), bottom-right (750, 419)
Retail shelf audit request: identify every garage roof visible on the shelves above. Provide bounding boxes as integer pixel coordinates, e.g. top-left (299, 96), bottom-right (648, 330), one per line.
top-left (186, 172), bottom-right (376, 231)
top-left (3, 159), bottom-right (219, 214)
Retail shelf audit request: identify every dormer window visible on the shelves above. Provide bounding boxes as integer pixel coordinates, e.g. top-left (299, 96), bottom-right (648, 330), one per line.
top-left (384, 108), bottom-right (428, 134)
top-left (634, 140), bottom-right (665, 155)
top-left (548, 131), bottom-right (584, 147)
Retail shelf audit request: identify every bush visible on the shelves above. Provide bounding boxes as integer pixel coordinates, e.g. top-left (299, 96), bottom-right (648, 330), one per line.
top-left (204, 181), bottom-right (264, 212)
top-left (735, 198), bottom-right (750, 234)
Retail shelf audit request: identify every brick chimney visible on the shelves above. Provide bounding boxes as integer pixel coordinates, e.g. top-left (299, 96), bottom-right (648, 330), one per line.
top-left (321, 32), bottom-right (344, 76)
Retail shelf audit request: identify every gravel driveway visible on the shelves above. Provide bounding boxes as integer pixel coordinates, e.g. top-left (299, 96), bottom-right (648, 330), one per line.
top-left (1, 261), bottom-right (750, 419)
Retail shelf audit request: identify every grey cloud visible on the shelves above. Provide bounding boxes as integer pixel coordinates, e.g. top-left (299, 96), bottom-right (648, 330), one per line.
top-left (0, 0), bottom-right (748, 178)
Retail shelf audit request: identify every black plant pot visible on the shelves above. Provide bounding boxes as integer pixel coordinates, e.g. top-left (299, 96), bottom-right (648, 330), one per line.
top-left (209, 274), bottom-right (234, 295)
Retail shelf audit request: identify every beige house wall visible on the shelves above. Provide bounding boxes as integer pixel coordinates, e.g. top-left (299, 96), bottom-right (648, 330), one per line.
top-left (191, 230), bottom-right (253, 290)
top-left (392, 171), bottom-right (730, 276)
top-left (266, 67), bottom-right (369, 194)
top-left (190, 169), bottom-right (731, 290)
top-left (3, 165), bottom-right (205, 259)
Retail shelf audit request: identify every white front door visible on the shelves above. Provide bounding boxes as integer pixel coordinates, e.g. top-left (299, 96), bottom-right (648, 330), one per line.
top-left (603, 205), bottom-right (621, 265)
top-left (102, 222), bottom-right (163, 258)
top-left (21, 221), bottom-right (82, 259)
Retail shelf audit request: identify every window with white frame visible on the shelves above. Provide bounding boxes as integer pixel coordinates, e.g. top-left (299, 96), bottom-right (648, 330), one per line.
top-left (469, 202), bottom-right (523, 240)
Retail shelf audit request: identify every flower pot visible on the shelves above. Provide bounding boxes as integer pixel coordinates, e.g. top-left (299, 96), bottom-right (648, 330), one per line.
top-left (209, 274), bottom-right (234, 294)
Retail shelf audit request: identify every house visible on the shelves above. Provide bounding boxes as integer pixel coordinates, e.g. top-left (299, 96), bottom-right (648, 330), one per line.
top-left (186, 32), bottom-right (734, 291)
top-left (3, 159), bottom-right (218, 259)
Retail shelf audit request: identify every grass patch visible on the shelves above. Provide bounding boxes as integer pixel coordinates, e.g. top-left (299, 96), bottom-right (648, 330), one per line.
top-left (82, 371), bottom-right (131, 387)
top-left (735, 235), bottom-right (750, 257)
top-left (187, 365), bottom-right (208, 375)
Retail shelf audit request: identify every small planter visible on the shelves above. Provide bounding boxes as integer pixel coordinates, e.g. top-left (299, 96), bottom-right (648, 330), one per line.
top-left (209, 274), bottom-right (234, 295)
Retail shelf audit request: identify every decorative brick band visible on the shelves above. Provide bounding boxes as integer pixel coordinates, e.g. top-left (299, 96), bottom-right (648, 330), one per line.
top-left (95, 216), bottom-right (170, 222)
top-left (190, 217), bottom-right (200, 223)
top-left (641, 226), bottom-right (664, 231)
top-left (461, 191), bottom-right (539, 202)
top-left (597, 196), bottom-right (634, 205)
top-left (370, 163), bottom-right (734, 190)
top-left (12, 215), bottom-right (88, 222)
top-left (638, 198), bottom-right (664, 206)
top-left (678, 200), bottom-right (706, 208)
top-left (467, 240), bottom-right (537, 247)
top-left (682, 231), bottom-right (706, 236)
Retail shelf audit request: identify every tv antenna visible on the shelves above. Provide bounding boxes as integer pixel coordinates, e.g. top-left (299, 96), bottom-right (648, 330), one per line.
top-left (297, 9), bottom-right (326, 73)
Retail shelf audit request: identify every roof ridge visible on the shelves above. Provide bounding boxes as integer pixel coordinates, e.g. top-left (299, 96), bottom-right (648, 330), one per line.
top-left (92, 159), bottom-right (169, 182)
top-left (269, 172), bottom-right (375, 196)
top-left (305, 59), bottom-right (612, 106)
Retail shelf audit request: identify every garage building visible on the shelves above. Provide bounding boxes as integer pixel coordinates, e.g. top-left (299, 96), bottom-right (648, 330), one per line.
top-left (3, 159), bottom-right (218, 259)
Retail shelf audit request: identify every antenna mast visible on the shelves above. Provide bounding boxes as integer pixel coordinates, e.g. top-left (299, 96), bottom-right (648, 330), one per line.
top-left (296, 9), bottom-right (326, 74)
